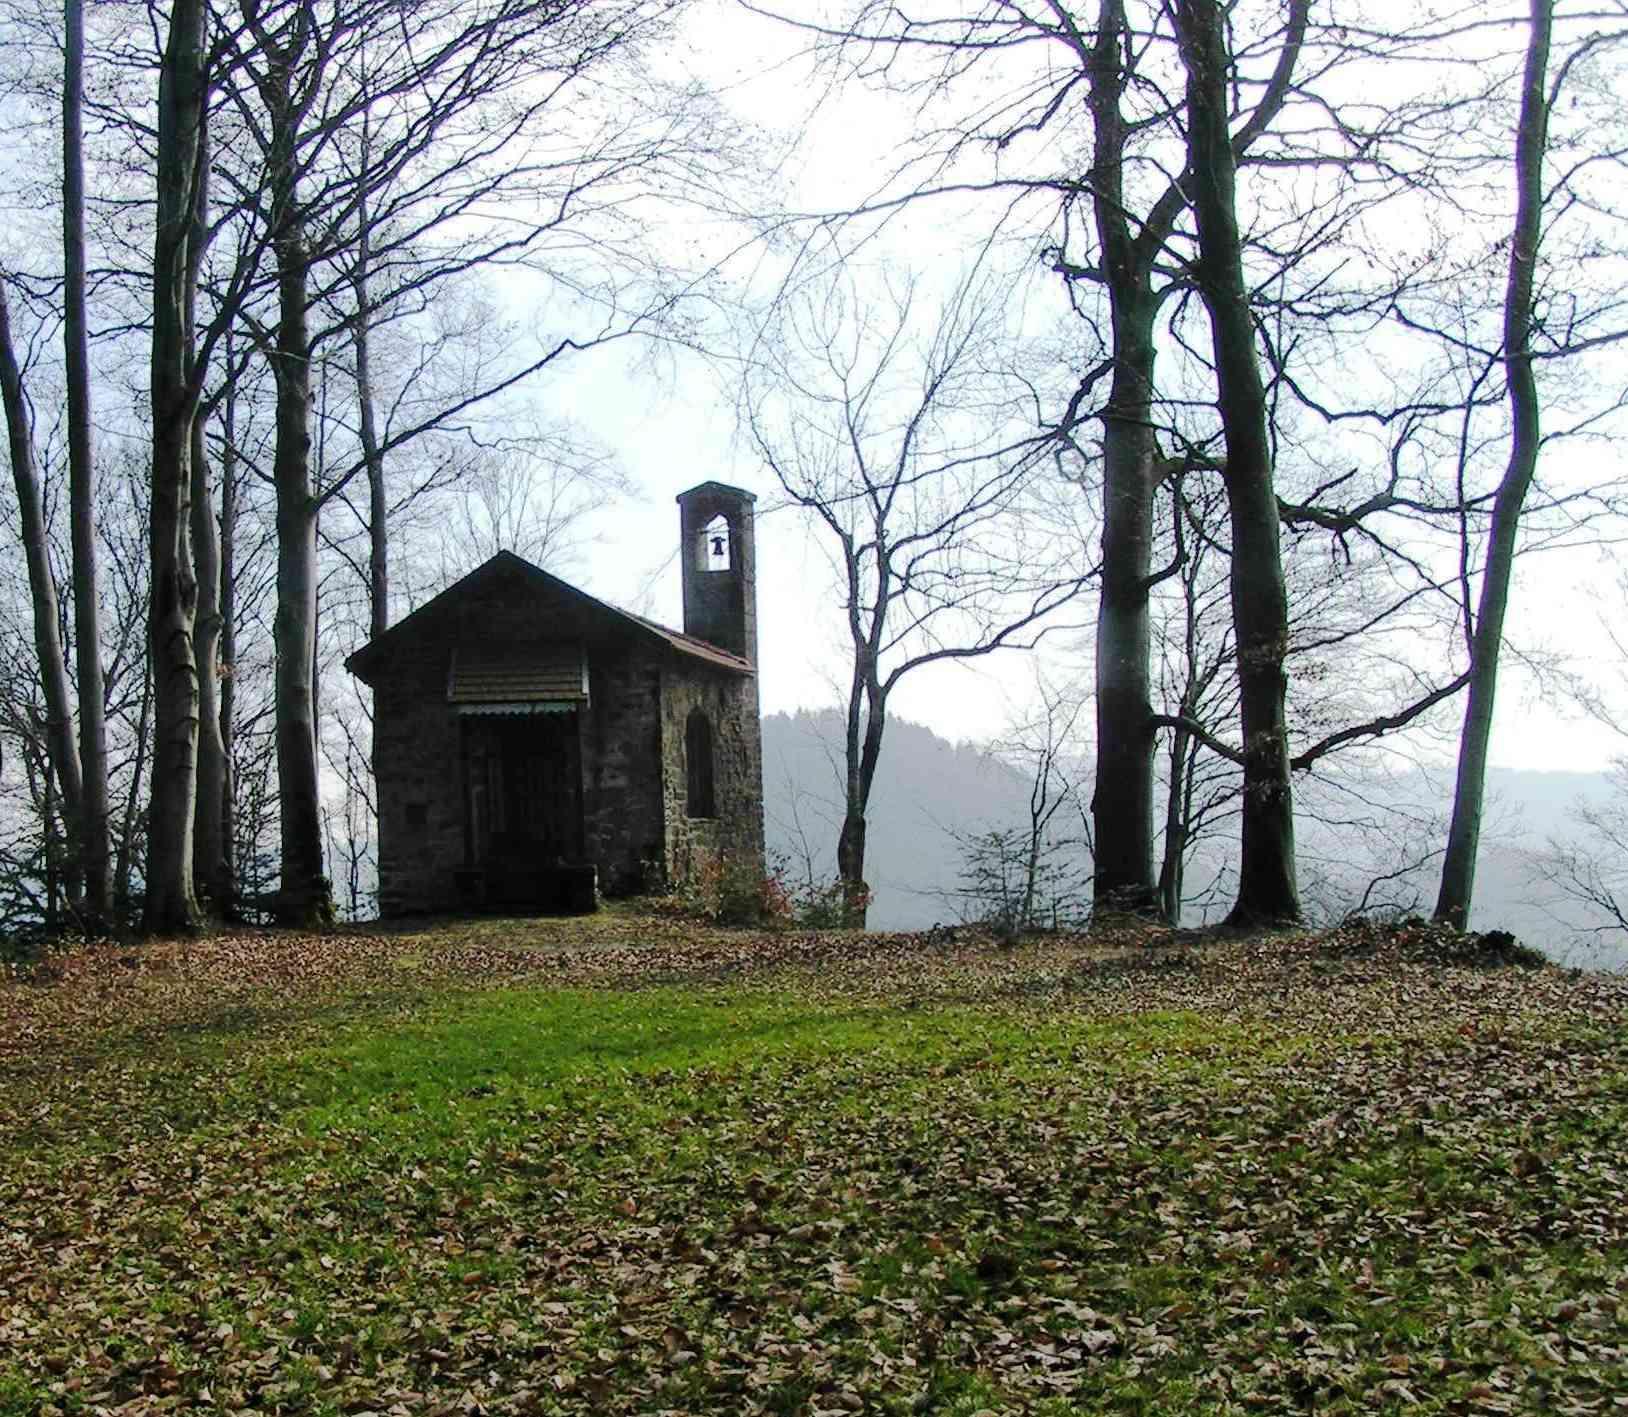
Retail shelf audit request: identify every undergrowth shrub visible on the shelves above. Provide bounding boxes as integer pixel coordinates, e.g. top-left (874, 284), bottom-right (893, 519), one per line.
top-left (1, 926), bottom-right (83, 978)
top-left (770, 852), bottom-right (871, 928)
top-left (660, 853), bottom-right (791, 927)
top-left (788, 875), bottom-right (856, 929)
top-left (1324, 916), bottom-right (1549, 969)
top-left (656, 854), bottom-right (872, 929)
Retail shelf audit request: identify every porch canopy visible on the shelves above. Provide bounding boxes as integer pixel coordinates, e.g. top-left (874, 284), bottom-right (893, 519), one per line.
top-left (446, 645), bottom-right (588, 715)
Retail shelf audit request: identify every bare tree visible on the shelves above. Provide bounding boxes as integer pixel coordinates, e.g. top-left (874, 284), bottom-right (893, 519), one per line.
top-left (144, 0), bottom-right (208, 933)
top-left (99, 454), bottom-right (155, 922)
top-left (1171, 0), bottom-right (1298, 925)
top-left (1434, 0), bottom-right (1599, 926)
top-left (0, 603), bottom-right (68, 933)
top-left (62, 0), bottom-right (110, 924)
top-left (1142, 453), bottom-right (1464, 927)
top-left (744, 260), bottom-right (1092, 923)
top-left (949, 673), bottom-right (1093, 934)
top-left (0, 281), bottom-right (83, 914)
top-left (1148, 469), bottom-right (1238, 924)
top-left (426, 433), bottom-right (629, 583)
top-left (1530, 762), bottom-right (1628, 952)
top-left (191, 396), bottom-right (230, 911)
top-left (748, 3), bottom-right (1518, 927)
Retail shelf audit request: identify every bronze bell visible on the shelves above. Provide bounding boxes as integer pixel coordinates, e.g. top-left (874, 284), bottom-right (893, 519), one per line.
top-left (710, 534), bottom-right (726, 558)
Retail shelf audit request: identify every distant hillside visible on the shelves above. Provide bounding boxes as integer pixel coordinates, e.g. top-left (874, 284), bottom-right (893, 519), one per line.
top-left (761, 709), bottom-right (1627, 969)
top-left (762, 710), bottom-right (1045, 931)
top-left (1450, 768), bottom-right (1620, 968)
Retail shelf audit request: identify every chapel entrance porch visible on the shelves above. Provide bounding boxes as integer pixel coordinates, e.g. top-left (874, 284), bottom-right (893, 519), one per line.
top-left (457, 709), bottom-right (592, 911)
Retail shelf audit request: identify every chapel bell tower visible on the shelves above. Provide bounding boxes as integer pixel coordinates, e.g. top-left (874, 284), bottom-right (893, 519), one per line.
top-left (677, 481), bottom-right (757, 664)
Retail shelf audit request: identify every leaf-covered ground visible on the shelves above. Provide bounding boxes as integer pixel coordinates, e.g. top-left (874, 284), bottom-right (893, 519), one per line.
top-left (3, 914), bottom-right (1626, 1416)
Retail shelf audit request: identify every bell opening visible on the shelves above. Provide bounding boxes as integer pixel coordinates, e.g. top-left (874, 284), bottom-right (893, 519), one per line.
top-left (700, 515), bottom-right (731, 572)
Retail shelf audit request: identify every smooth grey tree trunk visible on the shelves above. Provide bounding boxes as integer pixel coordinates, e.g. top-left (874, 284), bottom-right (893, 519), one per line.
top-left (144, 0), bottom-right (206, 934)
top-left (114, 661), bottom-right (152, 920)
top-left (1157, 722), bottom-right (1191, 924)
top-left (1078, 0), bottom-right (1302, 918)
top-left (191, 406), bottom-right (229, 911)
top-left (357, 296), bottom-right (388, 641)
top-left (271, 208), bottom-right (331, 927)
top-left (834, 655), bottom-right (886, 929)
top-left (350, 159), bottom-right (390, 643)
top-left (1081, 1), bottom-right (1163, 916)
top-left (248, 11), bottom-right (332, 928)
top-left (1435, 0), bottom-right (1552, 928)
top-left (0, 285), bottom-right (85, 892)
top-left (1090, 306), bottom-right (1159, 916)
top-left (218, 348), bottom-right (238, 907)
top-left (187, 126), bottom-right (229, 915)
top-left (834, 535), bottom-right (880, 928)
top-left (63, 0), bottom-right (110, 925)
top-left (1176, 0), bottom-right (1300, 927)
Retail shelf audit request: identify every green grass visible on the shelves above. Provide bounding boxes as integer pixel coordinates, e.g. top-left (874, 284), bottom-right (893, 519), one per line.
top-left (3, 921), bottom-right (1626, 1414)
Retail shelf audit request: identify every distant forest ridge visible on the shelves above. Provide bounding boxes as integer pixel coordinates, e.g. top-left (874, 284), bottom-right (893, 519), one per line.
top-left (761, 709), bottom-right (1627, 971)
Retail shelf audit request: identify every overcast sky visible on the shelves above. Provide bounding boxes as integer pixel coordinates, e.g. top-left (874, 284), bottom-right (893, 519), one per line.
top-left (512, 0), bottom-right (1628, 781)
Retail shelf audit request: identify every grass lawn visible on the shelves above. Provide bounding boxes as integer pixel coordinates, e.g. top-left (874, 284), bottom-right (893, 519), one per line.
top-left (2, 915), bottom-right (1626, 1415)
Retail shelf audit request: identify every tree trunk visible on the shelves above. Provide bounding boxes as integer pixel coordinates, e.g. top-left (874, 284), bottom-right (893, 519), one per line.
top-left (1157, 722), bottom-right (1190, 924)
top-left (1022, 819), bottom-right (1041, 930)
top-left (192, 406), bottom-right (229, 911)
top-left (0, 284), bottom-right (85, 909)
top-left (186, 120), bottom-right (229, 916)
top-left (834, 629), bottom-right (890, 929)
top-left (114, 660), bottom-right (152, 920)
top-left (834, 806), bottom-right (867, 924)
top-left (835, 654), bottom-right (869, 927)
top-left (1175, 0), bottom-right (1299, 927)
top-left (271, 211), bottom-right (331, 927)
top-left (250, 23), bottom-right (333, 930)
top-left (63, 0), bottom-right (111, 926)
top-left (144, 0), bottom-right (206, 935)
top-left (1091, 303), bottom-right (1159, 916)
top-left (1078, 0), bottom-right (1304, 920)
top-left (352, 172), bottom-right (390, 642)
top-left (359, 300), bottom-right (388, 641)
top-left (1084, 0), bottom-right (1159, 916)
top-left (218, 348), bottom-right (238, 908)
top-left (43, 759), bottom-right (60, 930)
top-left (1435, 0), bottom-right (1552, 928)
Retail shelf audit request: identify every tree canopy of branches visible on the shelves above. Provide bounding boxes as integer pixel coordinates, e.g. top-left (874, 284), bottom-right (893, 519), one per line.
top-left (742, 0), bottom-right (1628, 929)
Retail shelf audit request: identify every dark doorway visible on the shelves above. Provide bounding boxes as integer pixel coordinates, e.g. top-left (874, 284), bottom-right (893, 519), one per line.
top-left (462, 711), bottom-right (585, 908)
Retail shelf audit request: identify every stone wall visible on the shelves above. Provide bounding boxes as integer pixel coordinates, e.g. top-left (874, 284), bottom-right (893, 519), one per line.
top-left (581, 643), bottom-right (667, 894)
top-left (660, 663), bottom-right (764, 886)
top-left (372, 651), bottom-right (465, 915)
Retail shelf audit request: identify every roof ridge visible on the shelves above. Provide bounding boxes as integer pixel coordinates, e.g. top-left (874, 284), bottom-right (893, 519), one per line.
top-left (345, 551), bottom-right (753, 682)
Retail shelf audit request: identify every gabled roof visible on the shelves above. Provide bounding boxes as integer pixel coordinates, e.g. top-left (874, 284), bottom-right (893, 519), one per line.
top-left (677, 480), bottom-right (757, 504)
top-left (621, 611), bottom-right (758, 673)
top-left (344, 550), bottom-right (752, 684)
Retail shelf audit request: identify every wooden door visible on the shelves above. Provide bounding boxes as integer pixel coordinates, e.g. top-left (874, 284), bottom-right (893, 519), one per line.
top-left (463, 711), bottom-right (583, 905)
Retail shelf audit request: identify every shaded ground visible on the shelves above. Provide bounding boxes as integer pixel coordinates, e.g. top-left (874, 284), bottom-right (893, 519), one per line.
top-left (3, 914), bottom-right (1626, 1415)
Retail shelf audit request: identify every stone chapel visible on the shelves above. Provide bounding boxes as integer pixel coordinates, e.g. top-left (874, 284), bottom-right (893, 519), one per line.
top-left (345, 482), bottom-right (764, 914)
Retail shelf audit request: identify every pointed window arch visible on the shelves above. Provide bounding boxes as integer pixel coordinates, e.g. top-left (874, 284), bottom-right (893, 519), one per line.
top-left (685, 709), bottom-right (715, 818)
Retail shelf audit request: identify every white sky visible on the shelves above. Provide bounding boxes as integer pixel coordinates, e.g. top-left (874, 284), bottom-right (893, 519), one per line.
top-left (503, 0), bottom-right (1628, 780)
top-left (539, 338), bottom-right (1626, 778)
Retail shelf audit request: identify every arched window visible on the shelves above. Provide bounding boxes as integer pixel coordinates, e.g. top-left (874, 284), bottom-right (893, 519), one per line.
top-left (685, 710), bottom-right (715, 818)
